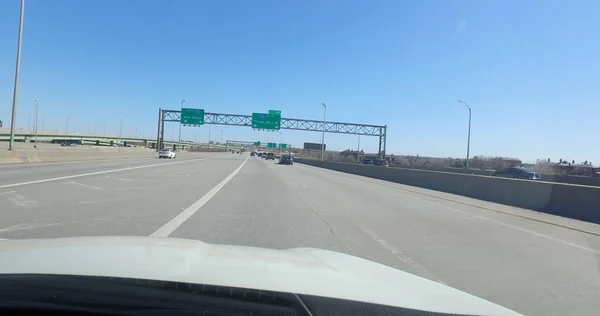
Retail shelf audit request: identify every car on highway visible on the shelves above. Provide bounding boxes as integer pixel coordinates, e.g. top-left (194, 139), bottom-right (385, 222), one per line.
top-left (279, 154), bottom-right (293, 165)
top-left (492, 167), bottom-right (541, 180)
top-left (250, 151), bottom-right (256, 156)
top-left (158, 149), bottom-right (177, 159)
top-left (361, 158), bottom-right (389, 167)
top-left (266, 152), bottom-right (275, 160)
top-left (0, 237), bottom-right (523, 316)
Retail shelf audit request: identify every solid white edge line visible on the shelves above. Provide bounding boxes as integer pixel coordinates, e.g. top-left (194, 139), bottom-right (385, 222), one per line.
top-left (0, 157), bottom-right (216, 189)
top-left (151, 155), bottom-right (250, 237)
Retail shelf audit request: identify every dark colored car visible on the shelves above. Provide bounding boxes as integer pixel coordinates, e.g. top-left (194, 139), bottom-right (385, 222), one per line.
top-left (492, 167), bottom-right (541, 180)
top-left (360, 158), bottom-right (388, 167)
top-left (266, 152), bottom-right (275, 160)
top-left (279, 155), bottom-right (293, 165)
top-left (250, 151), bottom-right (256, 156)
top-left (360, 159), bottom-right (375, 165)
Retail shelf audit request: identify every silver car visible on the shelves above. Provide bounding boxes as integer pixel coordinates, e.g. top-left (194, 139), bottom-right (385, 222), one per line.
top-left (158, 149), bottom-right (176, 159)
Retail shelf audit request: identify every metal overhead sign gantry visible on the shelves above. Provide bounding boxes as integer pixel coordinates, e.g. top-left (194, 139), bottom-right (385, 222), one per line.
top-left (157, 109), bottom-right (387, 158)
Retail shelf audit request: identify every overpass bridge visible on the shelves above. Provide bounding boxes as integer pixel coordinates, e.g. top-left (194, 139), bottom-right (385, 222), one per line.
top-left (0, 128), bottom-right (203, 150)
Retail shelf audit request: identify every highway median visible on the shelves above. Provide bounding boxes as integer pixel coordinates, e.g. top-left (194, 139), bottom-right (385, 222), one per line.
top-left (0, 148), bottom-right (190, 165)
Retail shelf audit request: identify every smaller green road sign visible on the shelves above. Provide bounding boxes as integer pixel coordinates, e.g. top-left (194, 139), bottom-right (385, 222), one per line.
top-left (254, 141), bottom-right (261, 145)
top-left (269, 110), bottom-right (281, 115)
top-left (252, 113), bottom-right (281, 130)
top-left (181, 108), bottom-right (205, 125)
top-left (268, 142), bottom-right (276, 148)
top-left (278, 143), bottom-right (287, 149)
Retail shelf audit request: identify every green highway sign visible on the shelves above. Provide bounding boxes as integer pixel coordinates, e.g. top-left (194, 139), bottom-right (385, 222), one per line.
top-left (268, 110), bottom-right (281, 115)
top-left (181, 108), bottom-right (205, 125)
top-left (268, 142), bottom-right (276, 148)
top-left (252, 113), bottom-right (281, 130)
top-left (254, 141), bottom-right (261, 145)
top-left (278, 143), bottom-right (287, 149)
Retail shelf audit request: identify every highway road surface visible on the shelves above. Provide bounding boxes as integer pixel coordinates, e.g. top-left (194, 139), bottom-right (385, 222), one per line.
top-left (0, 152), bottom-right (599, 316)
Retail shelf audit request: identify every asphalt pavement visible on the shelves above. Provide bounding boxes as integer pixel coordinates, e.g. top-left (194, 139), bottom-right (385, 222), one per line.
top-left (0, 152), bottom-right (599, 316)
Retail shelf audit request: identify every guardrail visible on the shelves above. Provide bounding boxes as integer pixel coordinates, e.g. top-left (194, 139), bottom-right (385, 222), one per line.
top-left (294, 158), bottom-right (600, 225)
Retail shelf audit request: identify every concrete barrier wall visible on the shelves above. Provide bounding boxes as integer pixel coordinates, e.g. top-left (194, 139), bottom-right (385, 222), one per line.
top-left (295, 158), bottom-right (600, 225)
top-left (0, 148), bottom-right (158, 164)
top-left (389, 164), bottom-right (600, 187)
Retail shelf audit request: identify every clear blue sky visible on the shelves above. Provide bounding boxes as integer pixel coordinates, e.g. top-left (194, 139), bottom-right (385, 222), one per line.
top-left (1, 0), bottom-right (599, 163)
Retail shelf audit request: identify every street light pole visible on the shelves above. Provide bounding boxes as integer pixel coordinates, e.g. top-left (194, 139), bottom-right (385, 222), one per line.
top-left (178, 100), bottom-right (185, 142)
top-left (34, 99), bottom-right (38, 148)
top-left (458, 100), bottom-right (472, 169)
top-left (220, 130), bottom-right (223, 144)
top-left (65, 117), bottom-right (69, 138)
top-left (119, 118), bottom-right (123, 138)
top-left (8, 0), bottom-right (25, 151)
top-left (321, 103), bottom-right (326, 161)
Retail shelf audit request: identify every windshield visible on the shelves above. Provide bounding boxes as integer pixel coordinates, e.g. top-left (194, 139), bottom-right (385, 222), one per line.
top-left (0, 1), bottom-right (598, 316)
top-left (518, 168), bottom-right (536, 173)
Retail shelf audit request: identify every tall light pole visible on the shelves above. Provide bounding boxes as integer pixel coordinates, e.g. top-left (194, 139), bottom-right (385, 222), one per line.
top-left (220, 129), bottom-right (223, 144)
top-left (119, 118), bottom-right (123, 138)
top-left (33, 99), bottom-right (38, 148)
top-left (8, 0), bottom-right (25, 151)
top-left (178, 100), bottom-right (185, 142)
top-left (457, 100), bottom-right (472, 169)
top-left (279, 131), bottom-right (282, 153)
top-left (321, 103), bottom-right (327, 161)
top-left (65, 117), bottom-right (69, 138)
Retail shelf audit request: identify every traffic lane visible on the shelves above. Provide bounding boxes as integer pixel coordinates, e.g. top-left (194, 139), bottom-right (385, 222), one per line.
top-left (0, 153), bottom-right (221, 186)
top-left (170, 157), bottom-right (352, 253)
top-left (294, 162), bottom-right (600, 255)
top-left (0, 155), bottom-right (246, 239)
top-left (171, 157), bottom-right (600, 316)
top-left (284, 163), bottom-right (600, 316)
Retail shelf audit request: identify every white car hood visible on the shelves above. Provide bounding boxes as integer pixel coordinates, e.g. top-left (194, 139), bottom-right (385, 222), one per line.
top-left (0, 236), bottom-right (522, 315)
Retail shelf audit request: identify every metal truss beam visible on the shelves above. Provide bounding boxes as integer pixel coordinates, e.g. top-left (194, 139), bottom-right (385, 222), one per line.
top-left (158, 109), bottom-right (387, 158)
